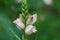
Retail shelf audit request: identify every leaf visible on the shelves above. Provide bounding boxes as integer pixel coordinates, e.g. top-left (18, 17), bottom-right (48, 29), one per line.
top-left (0, 14), bottom-right (22, 40)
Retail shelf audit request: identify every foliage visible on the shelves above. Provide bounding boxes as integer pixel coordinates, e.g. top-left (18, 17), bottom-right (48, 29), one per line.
top-left (0, 0), bottom-right (60, 40)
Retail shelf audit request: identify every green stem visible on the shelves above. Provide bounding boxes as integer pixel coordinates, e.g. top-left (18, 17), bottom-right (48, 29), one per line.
top-left (22, 0), bottom-right (28, 40)
top-left (22, 34), bottom-right (24, 40)
top-left (22, 34), bottom-right (28, 40)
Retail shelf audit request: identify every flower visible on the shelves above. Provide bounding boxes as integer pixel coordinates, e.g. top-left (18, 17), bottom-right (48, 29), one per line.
top-left (27, 14), bottom-right (37, 25)
top-left (43, 0), bottom-right (53, 6)
top-left (25, 25), bottom-right (37, 35)
top-left (14, 0), bottom-right (22, 4)
top-left (13, 14), bottom-right (37, 35)
top-left (13, 18), bottom-right (25, 29)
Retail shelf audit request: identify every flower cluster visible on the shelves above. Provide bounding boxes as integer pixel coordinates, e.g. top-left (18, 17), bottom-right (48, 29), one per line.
top-left (13, 14), bottom-right (37, 35)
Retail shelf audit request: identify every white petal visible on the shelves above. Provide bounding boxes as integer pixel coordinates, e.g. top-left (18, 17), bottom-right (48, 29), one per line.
top-left (43, 0), bottom-right (53, 6)
top-left (25, 25), bottom-right (37, 35)
top-left (32, 28), bottom-right (37, 33)
top-left (13, 18), bottom-right (25, 29)
top-left (32, 14), bottom-right (37, 24)
top-left (27, 14), bottom-right (37, 25)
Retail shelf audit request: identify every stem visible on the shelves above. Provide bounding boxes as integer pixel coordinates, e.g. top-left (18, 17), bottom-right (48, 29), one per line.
top-left (22, 34), bottom-right (24, 40)
top-left (22, 34), bottom-right (28, 40)
top-left (22, 0), bottom-right (28, 40)
top-left (22, 0), bottom-right (28, 24)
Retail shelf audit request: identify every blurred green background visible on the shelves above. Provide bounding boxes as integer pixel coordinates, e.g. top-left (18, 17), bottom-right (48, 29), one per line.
top-left (0, 0), bottom-right (60, 40)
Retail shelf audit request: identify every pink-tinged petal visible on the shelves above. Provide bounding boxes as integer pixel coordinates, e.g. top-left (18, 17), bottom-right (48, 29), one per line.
top-left (13, 18), bottom-right (25, 29)
top-left (25, 25), bottom-right (37, 35)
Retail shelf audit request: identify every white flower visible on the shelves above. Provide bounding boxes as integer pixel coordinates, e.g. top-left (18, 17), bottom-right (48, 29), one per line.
top-left (25, 25), bottom-right (37, 35)
top-left (43, 0), bottom-right (53, 6)
top-left (27, 14), bottom-right (37, 25)
top-left (13, 14), bottom-right (37, 35)
top-left (13, 18), bottom-right (25, 29)
top-left (14, 0), bottom-right (22, 4)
